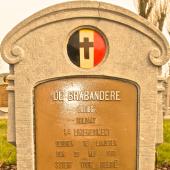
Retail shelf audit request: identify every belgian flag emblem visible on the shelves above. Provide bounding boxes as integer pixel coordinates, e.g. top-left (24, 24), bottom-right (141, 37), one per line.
top-left (67, 29), bottom-right (106, 69)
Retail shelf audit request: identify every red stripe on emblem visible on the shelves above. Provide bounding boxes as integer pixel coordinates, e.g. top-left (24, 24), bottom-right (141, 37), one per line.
top-left (94, 31), bottom-right (106, 66)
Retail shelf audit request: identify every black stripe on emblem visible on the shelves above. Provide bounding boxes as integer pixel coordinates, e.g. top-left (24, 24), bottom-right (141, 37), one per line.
top-left (67, 31), bottom-right (80, 67)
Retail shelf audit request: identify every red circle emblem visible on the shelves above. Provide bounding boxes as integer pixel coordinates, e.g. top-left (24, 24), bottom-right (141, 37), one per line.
top-left (67, 28), bottom-right (106, 69)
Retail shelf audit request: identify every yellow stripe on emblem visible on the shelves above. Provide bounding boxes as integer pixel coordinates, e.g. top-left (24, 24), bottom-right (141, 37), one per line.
top-left (79, 29), bottom-right (94, 68)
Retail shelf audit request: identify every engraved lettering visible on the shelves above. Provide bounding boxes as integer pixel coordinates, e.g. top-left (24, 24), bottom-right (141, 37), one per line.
top-left (80, 161), bottom-right (93, 169)
top-left (53, 90), bottom-right (121, 101)
top-left (55, 141), bottom-right (73, 147)
top-left (84, 91), bottom-right (89, 100)
top-left (112, 91), bottom-right (120, 101)
top-left (68, 92), bottom-right (73, 101)
top-left (100, 160), bottom-right (119, 168)
top-left (74, 129), bottom-right (110, 136)
top-left (64, 129), bottom-right (71, 136)
top-left (76, 117), bottom-right (96, 124)
top-left (96, 140), bottom-right (117, 146)
top-left (55, 161), bottom-right (72, 169)
top-left (36, 78), bottom-right (137, 170)
top-left (53, 91), bottom-right (64, 101)
top-left (79, 105), bottom-right (96, 113)
top-left (88, 150), bottom-right (96, 157)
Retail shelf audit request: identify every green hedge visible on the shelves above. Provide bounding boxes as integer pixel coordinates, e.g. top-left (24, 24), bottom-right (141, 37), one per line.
top-left (157, 120), bottom-right (170, 166)
top-left (0, 119), bottom-right (16, 165)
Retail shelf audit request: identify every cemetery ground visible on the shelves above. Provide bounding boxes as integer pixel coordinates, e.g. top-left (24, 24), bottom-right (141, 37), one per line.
top-left (0, 119), bottom-right (170, 170)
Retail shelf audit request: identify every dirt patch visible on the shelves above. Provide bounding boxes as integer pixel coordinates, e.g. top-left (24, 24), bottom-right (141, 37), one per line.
top-left (0, 165), bottom-right (16, 170)
top-left (156, 165), bottom-right (170, 170)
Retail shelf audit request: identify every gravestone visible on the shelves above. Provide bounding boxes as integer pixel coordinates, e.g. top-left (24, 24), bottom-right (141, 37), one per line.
top-left (0, 84), bottom-right (8, 107)
top-left (0, 74), bottom-right (8, 119)
top-left (0, 74), bottom-right (8, 107)
top-left (0, 1), bottom-right (170, 170)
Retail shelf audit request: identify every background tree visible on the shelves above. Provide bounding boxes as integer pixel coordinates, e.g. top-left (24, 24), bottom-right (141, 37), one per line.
top-left (137, 0), bottom-right (169, 31)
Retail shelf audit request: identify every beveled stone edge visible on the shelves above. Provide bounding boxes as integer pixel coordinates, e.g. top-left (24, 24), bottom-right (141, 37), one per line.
top-left (0, 0), bottom-right (169, 65)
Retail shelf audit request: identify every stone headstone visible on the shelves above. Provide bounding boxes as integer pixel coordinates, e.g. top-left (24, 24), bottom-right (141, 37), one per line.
top-left (0, 74), bottom-right (8, 119)
top-left (0, 73), bottom-right (8, 107)
top-left (0, 1), bottom-right (170, 170)
top-left (0, 84), bottom-right (8, 107)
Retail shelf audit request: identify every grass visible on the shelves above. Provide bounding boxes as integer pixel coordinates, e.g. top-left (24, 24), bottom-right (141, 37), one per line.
top-left (0, 119), bottom-right (16, 166)
top-left (157, 119), bottom-right (170, 166)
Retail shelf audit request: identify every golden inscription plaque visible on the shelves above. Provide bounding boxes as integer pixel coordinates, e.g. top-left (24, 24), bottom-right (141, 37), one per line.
top-left (35, 77), bottom-right (138, 170)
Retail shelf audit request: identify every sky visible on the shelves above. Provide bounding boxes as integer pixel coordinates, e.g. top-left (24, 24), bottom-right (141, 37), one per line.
top-left (0, 0), bottom-right (169, 74)
top-left (0, 0), bottom-right (137, 42)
